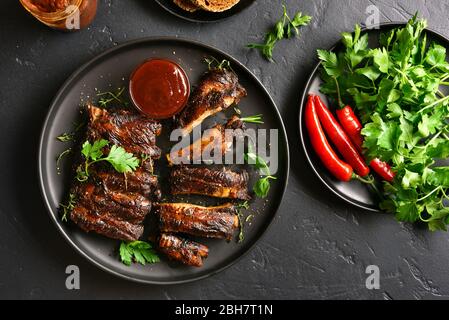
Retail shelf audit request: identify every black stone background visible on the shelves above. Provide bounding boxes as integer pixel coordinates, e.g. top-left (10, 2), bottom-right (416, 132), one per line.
top-left (1, 0), bottom-right (449, 299)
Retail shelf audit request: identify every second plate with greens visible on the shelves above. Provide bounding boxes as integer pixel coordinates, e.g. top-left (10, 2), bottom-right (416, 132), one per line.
top-left (300, 21), bottom-right (449, 215)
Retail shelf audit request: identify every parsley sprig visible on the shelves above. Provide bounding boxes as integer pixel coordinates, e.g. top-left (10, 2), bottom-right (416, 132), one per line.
top-left (119, 241), bottom-right (160, 266)
top-left (236, 201), bottom-right (250, 243)
top-left (318, 14), bottom-right (449, 231)
top-left (76, 139), bottom-right (140, 182)
top-left (97, 87), bottom-right (128, 108)
top-left (60, 193), bottom-right (76, 222)
top-left (57, 133), bottom-right (74, 142)
top-left (245, 151), bottom-right (277, 198)
top-left (56, 148), bottom-right (72, 175)
top-left (204, 57), bottom-right (232, 71)
top-left (56, 122), bottom-right (84, 143)
top-left (248, 5), bottom-right (312, 61)
top-left (241, 114), bottom-right (264, 124)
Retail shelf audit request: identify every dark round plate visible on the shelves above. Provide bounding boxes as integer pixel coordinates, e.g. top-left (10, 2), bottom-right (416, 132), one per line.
top-left (155, 0), bottom-right (255, 23)
top-left (38, 37), bottom-right (289, 284)
top-left (299, 23), bottom-right (449, 212)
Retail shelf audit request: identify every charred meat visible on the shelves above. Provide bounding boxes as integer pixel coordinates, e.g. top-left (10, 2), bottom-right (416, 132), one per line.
top-left (71, 183), bottom-right (150, 241)
top-left (170, 166), bottom-right (250, 200)
top-left (69, 104), bottom-right (161, 241)
top-left (87, 103), bottom-right (162, 158)
top-left (176, 69), bottom-right (247, 136)
top-left (154, 203), bottom-right (239, 240)
top-left (94, 165), bottom-right (159, 199)
top-left (158, 233), bottom-right (209, 267)
top-left (167, 115), bottom-right (244, 165)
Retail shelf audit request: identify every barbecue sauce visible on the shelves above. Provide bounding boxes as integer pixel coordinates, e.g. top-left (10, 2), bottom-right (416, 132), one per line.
top-left (129, 59), bottom-right (190, 119)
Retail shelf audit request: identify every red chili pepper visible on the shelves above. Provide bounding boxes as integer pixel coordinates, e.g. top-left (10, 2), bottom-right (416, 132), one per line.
top-left (335, 104), bottom-right (396, 182)
top-left (370, 158), bottom-right (395, 182)
top-left (313, 96), bottom-right (370, 177)
top-left (336, 106), bottom-right (364, 152)
top-left (305, 95), bottom-right (353, 182)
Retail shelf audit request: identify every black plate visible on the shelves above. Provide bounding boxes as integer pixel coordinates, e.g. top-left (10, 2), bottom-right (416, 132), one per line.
top-left (299, 23), bottom-right (449, 212)
top-left (155, 0), bottom-right (255, 23)
top-left (38, 37), bottom-right (289, 284)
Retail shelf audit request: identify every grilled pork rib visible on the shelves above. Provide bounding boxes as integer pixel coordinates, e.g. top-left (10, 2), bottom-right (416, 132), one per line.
top-left (87, 103), bottom-right (162, 158)
top-left (71, 183), bottom-right (150, 240)
top-left (79, 184), bottom-right (151, 223)
top-left (71, 205), bottom-right (144, 241)
top-left (167, 115), bottom-right (244, 165)
top-left (94, 166), bottom-right (159, 199)
top-left (69, 105), bottom-right (161, 241)
top-left (154, 203), bottom-right (239, 240)
top-left (158, 233), bottom-right (209, 267)
top-left (176, 69), bottom-right (247, 136)
top-left (170, 166), bottom-right (250, 200)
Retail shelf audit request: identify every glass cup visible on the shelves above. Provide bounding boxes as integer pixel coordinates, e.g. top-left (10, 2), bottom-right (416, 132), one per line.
top-left (19, 0), bottom-right (97, 31)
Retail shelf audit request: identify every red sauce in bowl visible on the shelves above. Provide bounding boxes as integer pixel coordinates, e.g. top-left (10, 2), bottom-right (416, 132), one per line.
top-left (129, 59), bottom-right (190, 119)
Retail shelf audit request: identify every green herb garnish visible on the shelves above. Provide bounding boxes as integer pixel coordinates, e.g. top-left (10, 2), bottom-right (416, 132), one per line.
top-left (236, 201), bottom-right (250, 243)
top-left (253, 175), bottom-right (277, 198)
top-left (241, 114), bottom-right (264, 124)
top-left (318, 14), bottom-right (449, 231)
top-left (76, 139), bottom-right (140, 182)
top-left (248, 5), bottom-right (311, 61)
top-left (140, 153), bottom-right (150, 163)
top-left (234, 106), bottom-right (242, 115)
top-left (56, 121), bottom-right (84, 143)
top-left (237, 211), bottom-right (245, 243)
top-left (204, 57), bottom-right (232, 71)
top-left (245, 151), bottom-right (277, 198)
top-left (57, 133), bottom-right (74, 142)
top-left (119, 241), bottom-right (160, 266)
top-left (60, 193), bottom-right (76, 222)
top-left (56, 148), bottom-right (72, 175)
top-left (238, 200), bottom-right (250, 210)
top-left (97, 87), bottom-right (127, 108)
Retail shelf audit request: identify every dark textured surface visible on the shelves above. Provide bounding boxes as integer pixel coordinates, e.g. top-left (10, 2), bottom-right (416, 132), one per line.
top-left (1, 0), bottom-right (449, 299)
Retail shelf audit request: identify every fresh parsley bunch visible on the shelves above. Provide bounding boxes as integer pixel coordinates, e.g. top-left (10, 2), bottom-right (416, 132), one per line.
top-left (318, 14), bottom-right (449, 231)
